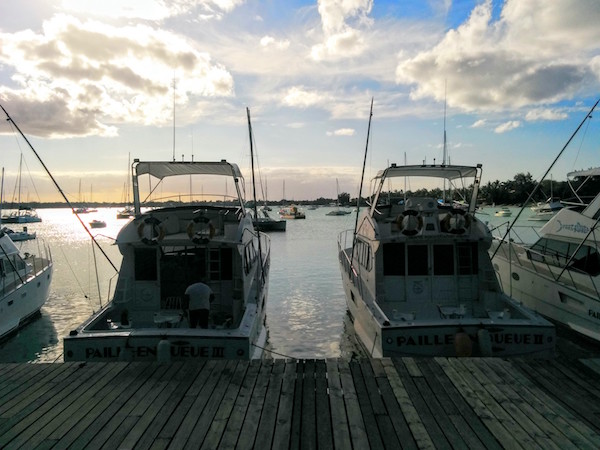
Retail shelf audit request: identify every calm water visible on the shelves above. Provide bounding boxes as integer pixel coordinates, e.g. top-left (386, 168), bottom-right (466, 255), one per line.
top-left (0, 204), bottom-right (547, 363)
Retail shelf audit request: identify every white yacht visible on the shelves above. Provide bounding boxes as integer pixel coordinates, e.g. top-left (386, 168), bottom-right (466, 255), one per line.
top-left (338, 163), bottom-right (555, 358)
top-left (492, 167), bottom-right (600, 342)
top-left (64, 159), bottom-right (270, 362)
top-left (0, 231), bottom-right (53, 341)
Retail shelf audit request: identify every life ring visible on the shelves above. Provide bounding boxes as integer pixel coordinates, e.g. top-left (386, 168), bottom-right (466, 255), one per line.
top-left (396, 209), bottom-right (423, 236)
top-left (440, 209), bottom-right (471, 234)
top-left (186, 215), bottom-right (215, 244)
top-left (137, 216), bottom-right (165, 245)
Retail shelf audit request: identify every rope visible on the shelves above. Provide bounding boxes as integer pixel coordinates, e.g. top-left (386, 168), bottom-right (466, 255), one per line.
top-left (251, 343), bottom-right (298, 360)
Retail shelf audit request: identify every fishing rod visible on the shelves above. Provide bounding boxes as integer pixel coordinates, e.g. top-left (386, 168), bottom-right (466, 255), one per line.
top-left (0, 103), bottom-right (118, 272)
top-left (491, 97), bottom-right (600, 259)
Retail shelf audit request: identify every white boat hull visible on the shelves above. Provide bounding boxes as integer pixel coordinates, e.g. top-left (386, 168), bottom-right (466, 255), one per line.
top-left (0, 261), bottom-right (53, 341)
top-left (493, 242), bottom-right (600, 342)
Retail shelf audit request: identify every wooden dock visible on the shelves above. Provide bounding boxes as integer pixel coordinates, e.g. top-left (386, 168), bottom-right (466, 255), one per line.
top-left (1, 357), bottom-right (600, 449)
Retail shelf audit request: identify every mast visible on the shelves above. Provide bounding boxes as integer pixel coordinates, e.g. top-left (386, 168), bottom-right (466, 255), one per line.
top-left (350, 98), bottom-right (374, 272)
top-left (246, 107), bottom-right (265, 286)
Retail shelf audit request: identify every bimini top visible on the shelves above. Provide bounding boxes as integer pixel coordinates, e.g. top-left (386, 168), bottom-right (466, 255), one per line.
top-left (375, 164), bottom-right (481, 181)
top-left (134, 160), bottom-right (243, 180)
top-left (567, 167), bottom-right (600, 179)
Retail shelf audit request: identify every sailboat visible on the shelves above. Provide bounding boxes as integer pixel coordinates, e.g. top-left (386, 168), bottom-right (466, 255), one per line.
top-left (117, 154), bottom-right (134, 219)
top-left (326, 178), bottom-right (351, 216)
top-left (1, 154), bottom-right (42, 224)
top-left (73, 180), bottom-right (97, 214)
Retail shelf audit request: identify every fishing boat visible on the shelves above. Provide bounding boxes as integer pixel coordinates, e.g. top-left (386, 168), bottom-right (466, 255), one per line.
top-left (1, 226), bottom-right (36, 241)
top-left (253, 208), bottom-right (286, 232)
top-left (279, 205), bottom-right (305, 219)
top-left (338, 163), bottom-right (555, 358)
top-left (494, 206), bottom-right (512, 217)
top-left (491, 166), bottom-right (600, 342)
top-left (0, 230), bottom-right (53, 341)
top-left (89, 219), bottom-right (107, 229)
top-left (64, 113), bottom-right (270, 362)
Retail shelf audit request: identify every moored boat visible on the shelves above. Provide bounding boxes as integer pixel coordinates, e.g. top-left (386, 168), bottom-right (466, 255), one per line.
top-left (64, 113), bottom-right (270, 362)
top-left (338, 163), bottom-right (555, 358)
top-left (0, 230), bottom-right (53, 341)
top-left (491, 167), bottom-right (600, 342)
top-left (279, 205), bottom-right (305, 219)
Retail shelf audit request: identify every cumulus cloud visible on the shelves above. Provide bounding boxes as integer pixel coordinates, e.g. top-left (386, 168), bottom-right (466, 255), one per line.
top-left (326, 128), bottom-right (355, 136)
top-left (525, 108), bottom-right (568, 121)
top-left (61, 0), bottom-right (245, 21)
top-left (396, 0), bottom-right (600, 112)
top-left (471, 119), bottom-right (487, 128)
top-left (0, 14), bottom-right (234, 138)
top-left (260, 35), bottom-right (290, 50)
top-left (495, 121), bottom-right (521, 133)
top-left (282, 86), bottom-right (325, 108)
top-left (311, 0), bottom-right (373, 61)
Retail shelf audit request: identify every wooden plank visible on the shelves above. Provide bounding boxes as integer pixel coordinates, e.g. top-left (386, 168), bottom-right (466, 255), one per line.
top-left (513, 359), bottom-right (600, 431)
top-left (12, 362), bottom-right (130, 449)
top-left (168, 360), bottom-right (229, 449)
top-left (81, 363), bottom-right (172, 450)
top-left (253, 359), bottom-right (285, 450)
top-left (184, 360), bottom-right (241, 449)
top-left (339, 359), bottom-right (370, 449)
top-left (381, 358), bottom-right (434, 449)
top-left (393, 358), bottom-right (452, 450)
top-left (300, 359), bottom-right (317, 450)
top-left (235, 360), bottom-right (272, 450)
top-left (436, 358), bottom-right (525, 449)
top-left (218, 359), bottom-right (262, 450)
top-left (118, 362), bottom-right (198, 450)
top-left (0, 363), bottom-right (49, 402)
top-left (0, 362), bottom-right (110, 448)
top-left (461, 359), bottom-right (558, 450)
top-left (271, 360), bottom-right (298, 450)
top-left (0, 362), bottom-right (74, 417)
top-left (488, 358), bottom-right (600, 450)
top-left (288, 359), bottom-right (303, 450)
top-left (474, 358), bottom-right (578, 450)
top-left (0, 364), bottom-right (71, 417)
top-left (579, 358), bottom-right (600, 376)
top-left (49, 362), bottom-right (161, 450)
top-left (423, 358), bottom-right (501, 450)
top-left (314, 359), bottom-right (333, 450)
top-left (155, 361), bottom-right (211, 442)
top-left (326, 359), bottom-right (352, 450)
top-left (349, 360), bottom-right (384, 449)
top-left (547, 359), bottom-right (600, 408)
top-left (199, 361), bottom-right (249, 450)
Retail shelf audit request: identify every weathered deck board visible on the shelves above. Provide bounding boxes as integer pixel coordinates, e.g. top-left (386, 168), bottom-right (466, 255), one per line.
top-left (0, 357), bottom-right (599, 449)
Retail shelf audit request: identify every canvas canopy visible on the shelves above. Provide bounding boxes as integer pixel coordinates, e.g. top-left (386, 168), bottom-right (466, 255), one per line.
top-left (375, 164), bottom-right (479, 181)
top-left (134, 161), bottom-right (244, 180)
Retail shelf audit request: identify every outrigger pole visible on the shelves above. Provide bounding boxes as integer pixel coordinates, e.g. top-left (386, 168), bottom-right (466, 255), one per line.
top-left (491, 97), bottom-right (600, 260)
top-left (350, 98), bottom-right (374, 274)
top-left (0, 103), bottom-right (118, 272)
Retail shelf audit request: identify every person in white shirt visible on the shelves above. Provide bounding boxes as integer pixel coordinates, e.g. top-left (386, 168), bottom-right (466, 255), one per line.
top-left (184, 282), bottom-right (214, 328)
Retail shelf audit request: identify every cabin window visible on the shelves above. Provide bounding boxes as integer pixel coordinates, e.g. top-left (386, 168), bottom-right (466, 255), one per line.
top-left (355, 239), bottom-right (372, 271)
top-left (570, 245), bottom-right (600, 276)
top-left (135, 248), bottom-right (157, 281)
top-left (434, 245), bottom-right (454, 275)
top-left (457, 242), bottom-right (478, 275)
top-left (160, 248), bottom-right (207, 301)
top-left (407, 245), bottom-right (428, 276)
top-left (383, 243), bottom-right (405, 276)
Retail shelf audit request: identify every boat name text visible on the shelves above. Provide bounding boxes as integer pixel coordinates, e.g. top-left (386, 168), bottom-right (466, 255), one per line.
top-left (556, 220), bottom-right (590, 234)
top-left (396, 332), bottom-right (546, 347)
top-left (85, 345), bottom-right (227, 359)
top-left (589, 309), bottom-right (600, 320)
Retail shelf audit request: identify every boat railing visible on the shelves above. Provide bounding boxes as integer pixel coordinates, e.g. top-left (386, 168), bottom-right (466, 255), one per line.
top-left (493, 230), bottom-right (600, 298)
top-left (337, 229), bottom-right (365, 296)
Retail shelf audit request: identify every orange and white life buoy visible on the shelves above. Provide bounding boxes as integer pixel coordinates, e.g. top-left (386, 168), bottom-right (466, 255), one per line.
top-left (441, 209), bottom-right (471, 234)
top-left (396, 209), bottom-right (423, 236)
top-left (137, 216), bottom-right (165, 245)
top-left (186, 215), bottom-right (215, 244)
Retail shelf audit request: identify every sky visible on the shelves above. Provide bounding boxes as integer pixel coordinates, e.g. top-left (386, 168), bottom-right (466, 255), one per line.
top-left (1, 0), bottom-right (600, 203)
